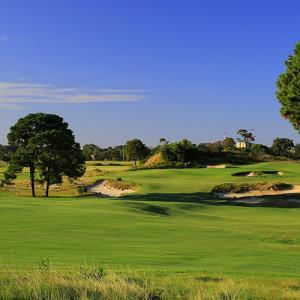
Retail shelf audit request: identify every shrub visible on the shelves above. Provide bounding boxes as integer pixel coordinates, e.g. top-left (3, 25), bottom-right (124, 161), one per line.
top-left (77, 186), bottom-right (88, 195)
top-left (212, 182), bottom-right (293, 194)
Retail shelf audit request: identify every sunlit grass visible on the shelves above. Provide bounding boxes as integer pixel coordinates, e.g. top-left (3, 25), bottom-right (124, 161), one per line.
top-left (1, 161), bottom-right (300, 298)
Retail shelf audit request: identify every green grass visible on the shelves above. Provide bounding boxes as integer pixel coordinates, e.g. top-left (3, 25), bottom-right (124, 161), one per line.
top-left (1, 268), bottom-right (300, 299)
top-left (1, 161), bottom-right (300, 298)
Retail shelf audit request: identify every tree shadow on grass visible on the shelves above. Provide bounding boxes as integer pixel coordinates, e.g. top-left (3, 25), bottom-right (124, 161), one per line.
top-left (125, 202), bottom-right (171, 216)
top-left (122, 192), bottom-right (300, 209)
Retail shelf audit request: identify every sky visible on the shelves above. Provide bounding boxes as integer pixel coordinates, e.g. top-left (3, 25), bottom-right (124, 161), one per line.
top-left (0, 0), bottom-right (300, 147)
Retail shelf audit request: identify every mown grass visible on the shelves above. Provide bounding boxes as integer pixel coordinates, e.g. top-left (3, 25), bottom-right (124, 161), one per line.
top-left (1, 161), bottom-right (300, 298)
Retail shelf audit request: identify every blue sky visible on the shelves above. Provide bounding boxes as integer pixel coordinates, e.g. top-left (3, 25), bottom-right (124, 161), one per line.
top-left (0, 0), bottom-right (299, 147)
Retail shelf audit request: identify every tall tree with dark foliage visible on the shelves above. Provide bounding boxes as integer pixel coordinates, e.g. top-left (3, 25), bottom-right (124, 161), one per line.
top-left (6, 113), bottom-right (85, 197)
top-left (276, 42), bottom-right (300, 131)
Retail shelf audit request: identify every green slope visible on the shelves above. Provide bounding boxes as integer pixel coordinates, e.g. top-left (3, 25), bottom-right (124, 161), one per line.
top-left (0, 162), bottom-right (300, 278)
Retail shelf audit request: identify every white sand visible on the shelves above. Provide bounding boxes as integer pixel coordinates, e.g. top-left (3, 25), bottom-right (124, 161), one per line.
top-left (87, 180), bottom-right (135, 197)
top-left (206, 164), bottom-right (228, 169)
top-left (217, 185), bottom-right (300, 199)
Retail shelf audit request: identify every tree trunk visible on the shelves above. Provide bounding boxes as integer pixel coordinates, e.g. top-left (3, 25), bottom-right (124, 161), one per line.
top-left (45, 165), bottom-right (50, 197)
top-left (45, 177), bottom-right (50, 197)
top-left (29, 164), bottom-right (35, 197)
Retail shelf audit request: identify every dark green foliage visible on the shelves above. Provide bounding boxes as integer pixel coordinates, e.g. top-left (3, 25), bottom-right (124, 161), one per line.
top-left (0, 145), bottom-right (16, 162)
top-left (276, 41), bottom-right (300, 131)
top-left (223, 137), bottom-right (236, 151)
top-left (271, 138), bottom-right (294, 157)
top-left (6, 113), bottom-right (85, 197)
top-left (251, 144), bottom-right (271, 155)
top-left (77, 186), bottom-right (88, 195)
top-left (82, 144), bottom-right (100, 160)
top-left (160, 140), bottom-right (267, 167)
top-left (162, 139), bottom-right (200, 164)
top-left (82, 144), bottom-right (125, 161)
top-left (125, 139), bottom-right (149, 167)
top-left (294, 144), bottom-right (300, 159)
top-left (198, 141), bottom-right (224, 154)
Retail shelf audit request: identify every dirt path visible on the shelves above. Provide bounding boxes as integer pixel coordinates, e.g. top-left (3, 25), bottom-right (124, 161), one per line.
top-left (87, 180), bottom-right (136, 197)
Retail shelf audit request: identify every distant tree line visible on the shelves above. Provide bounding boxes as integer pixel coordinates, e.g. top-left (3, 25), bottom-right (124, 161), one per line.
top-left (78, 131), bottom-right (300, 166)
top-left (82, 139), bottom-right (151, 166)
top-left (155, 135), bottom-right (300, 166)
top-left (82, 144), bottom-right (125, 161)
top-left (2, 135), bottom-right (299, 167)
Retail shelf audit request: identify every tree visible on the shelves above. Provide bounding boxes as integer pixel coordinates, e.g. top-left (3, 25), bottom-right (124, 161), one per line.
top-left (159, 137), bottom-right (167, 145)
top-left (82, 144), bottom-right (100, 160)
top-left (0, 145), bottom-right (16, 162)
top-left (276, 42), bottom-right (300, 131)
top-left (294, 144), bottom-right (300, 159)
top-left (237, 129), bottom-right (255, 148)
top-left (159, 137), bottom-right (169, 158)
top-left (223, 137), bottom-right (236, 152)
top-left (251, 143), bottom-right (270, 155)
top-left (271, 138), bottom-right (295, 157)
top-left (125, 139), bottom-right (149, 167)
top-left (6, 113), bottom-right (85, 197)
top-left (206, 141), bottom-right (224, 153)
top-left (162, 139), bottom-right (199, 164)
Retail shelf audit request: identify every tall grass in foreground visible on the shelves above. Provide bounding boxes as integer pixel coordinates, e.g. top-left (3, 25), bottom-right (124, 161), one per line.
top-left (0, 266), bottom-right (300, 299)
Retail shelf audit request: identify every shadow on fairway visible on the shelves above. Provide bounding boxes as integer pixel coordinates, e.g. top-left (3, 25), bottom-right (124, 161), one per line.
top-left (122, 192), bottom-right (300, 208)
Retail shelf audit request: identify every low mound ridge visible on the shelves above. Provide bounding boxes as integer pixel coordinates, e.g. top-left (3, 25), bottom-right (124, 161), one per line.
top-left (144, 152), bottom-right (164, 167)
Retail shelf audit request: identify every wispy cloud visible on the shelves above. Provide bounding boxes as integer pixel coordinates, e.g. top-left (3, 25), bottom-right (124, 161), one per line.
top-left (0, 35), bottom-right (32, 43)
top-left (0, 82), bottom-right (146, 109)
top-left (0, 35), bottom-right (10, 42)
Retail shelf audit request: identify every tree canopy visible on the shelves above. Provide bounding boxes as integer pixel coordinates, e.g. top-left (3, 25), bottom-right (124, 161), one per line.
top-left (237, 129), bottom-right (255, 147)
top-left (276, 41), bottom-right (300, 131)
top-left (6, 113), bottom-right (85, 197)
top-left (271, 138), bottom-right (295, 158)
top-left (125, 139), bottom-right (149, 167)
top-left (223, 137), bottom-right (236, 152)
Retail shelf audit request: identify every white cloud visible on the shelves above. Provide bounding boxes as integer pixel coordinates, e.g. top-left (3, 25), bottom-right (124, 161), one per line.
top-left (0, 35), bottom-right (32, 43)
top-left (0, 82), bottom-right (146, 109)
top-left (0, 35), bottom-right (10, 42)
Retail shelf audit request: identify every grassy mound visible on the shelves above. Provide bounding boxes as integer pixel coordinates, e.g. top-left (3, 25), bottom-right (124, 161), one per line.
top-left (144, 152), bottom-right (164, 167)
top-left (212, 182), bottom-right (293, 194)
top-left (104, 179), bottom-right (139, 191)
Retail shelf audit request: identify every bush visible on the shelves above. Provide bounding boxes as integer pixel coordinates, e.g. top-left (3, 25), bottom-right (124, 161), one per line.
top-left (77, 186), bottom-right (88, 195)
top-left (105, 179), bottom-right (138, 191)
top-left (212, 182), bottom-right (293, 194)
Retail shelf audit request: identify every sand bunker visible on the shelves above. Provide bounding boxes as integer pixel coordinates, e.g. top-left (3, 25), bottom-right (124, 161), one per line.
top-left (206, 164), bottom-right (229, 169)
top-left (217, 185), bottom-right (300, 200)
top-left (232, 171), bottom-right (283, 177)
top-left (144, 152), bottom-right (164, 167)
top-left (87, 180), bottom-right (136, 197)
